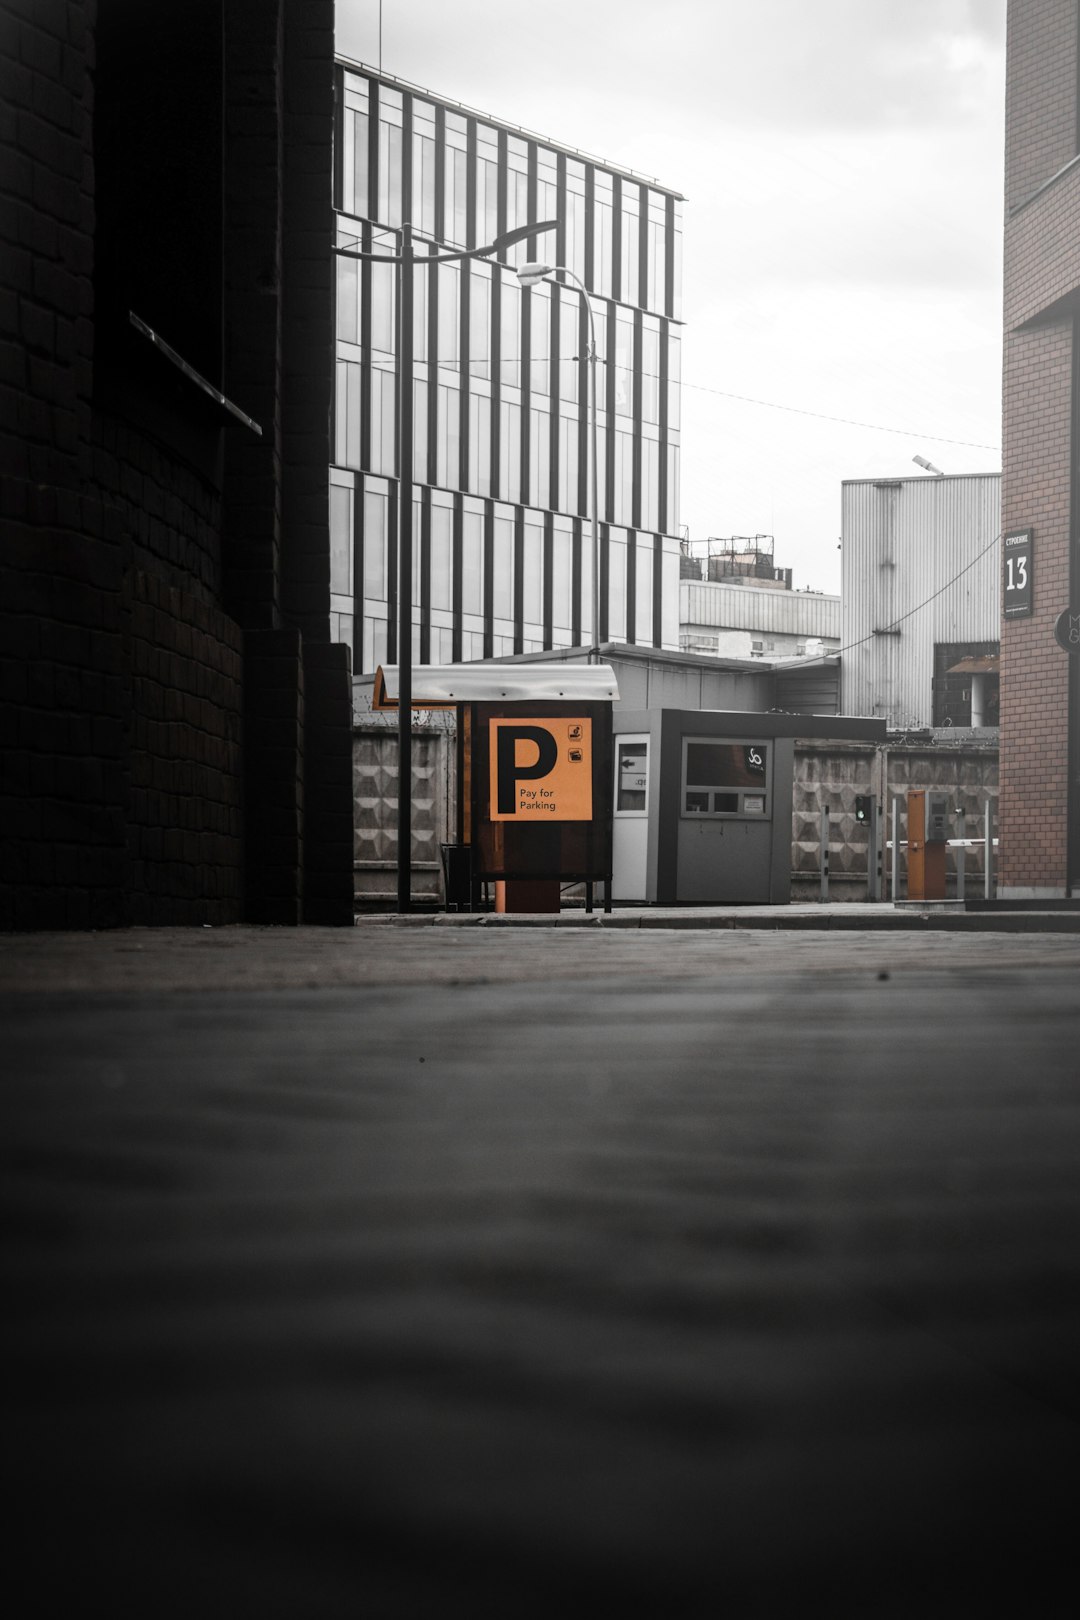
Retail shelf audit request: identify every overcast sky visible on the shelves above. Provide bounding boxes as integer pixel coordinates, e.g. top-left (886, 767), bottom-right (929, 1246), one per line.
top-left (336, 0), bottom-right (1006, 595)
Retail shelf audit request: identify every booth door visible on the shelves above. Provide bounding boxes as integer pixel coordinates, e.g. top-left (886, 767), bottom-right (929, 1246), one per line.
top-left (612, 735), bottom-right (650, 900)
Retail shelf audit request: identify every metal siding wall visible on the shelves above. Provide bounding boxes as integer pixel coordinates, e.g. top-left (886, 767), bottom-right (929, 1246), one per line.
top-left (841, 474), bottom-right (1001, 727)
top-left (681, 581), bottom-right (840, 638)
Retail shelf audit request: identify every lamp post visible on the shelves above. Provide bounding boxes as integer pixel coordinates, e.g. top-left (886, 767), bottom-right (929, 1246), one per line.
top-left (516, 262), bottom-right (601, 664)
top-left (337, 220), bottom-right (556, 911)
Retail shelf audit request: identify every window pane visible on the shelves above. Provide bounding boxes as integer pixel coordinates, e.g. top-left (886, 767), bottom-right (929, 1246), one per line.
top-left (469, 266), bottom-right (490, 379)
top-left (636, 534), bottom-right (653, 643)
top-left (493, 512), bottom-right (514, 620)
top-left (330, 483), bottom-right (353, 594)
top-left (501, 275), bottom-right (521, 388)
top-left (438, 264), bottom-right (459, 366)
top-left (522, 521), bottom-right (543, 625)
top-left (353, 111), bottom-right (368, 217)
top-left (617, 740), bottom-right (648, 811)
top-left (531, 289), bottom-right (550, 397)
top-left (337, 256), bottom-right (358, 344)
top-left (552, 522), bottom-right (572, 633)
top-left (371, 261), bottom-right (395, 356)
top-left (364, 491), bottom-right (387, 598)
top-left (430, 503), bottom-right (453, 609)
top-left (462, 508), bottom-right (483, 614)
top-left (608, 535), bottom-right (626, 640)
top-left (685, 743), bottom-right (768, 789)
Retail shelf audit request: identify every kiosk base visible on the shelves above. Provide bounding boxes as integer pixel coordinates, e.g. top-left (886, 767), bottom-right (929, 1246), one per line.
top-left (495, 879), bottom-right (561, 914)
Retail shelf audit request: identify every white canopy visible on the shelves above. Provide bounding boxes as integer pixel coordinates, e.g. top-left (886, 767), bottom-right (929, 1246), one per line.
top-left (372, 663), bottom-right (620, 711)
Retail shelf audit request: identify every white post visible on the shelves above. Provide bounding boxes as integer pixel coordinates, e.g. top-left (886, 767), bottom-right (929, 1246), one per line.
top-left (867, 795), bottom-right (881, 902)
top-left (984, 800), bottom-right (994, 900)
top-left (955, 807), bottom-right (965, 901)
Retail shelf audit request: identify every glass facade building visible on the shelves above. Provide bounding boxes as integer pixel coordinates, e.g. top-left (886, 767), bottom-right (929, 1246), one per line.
top-left (330, 63), bottom-right (684, 672)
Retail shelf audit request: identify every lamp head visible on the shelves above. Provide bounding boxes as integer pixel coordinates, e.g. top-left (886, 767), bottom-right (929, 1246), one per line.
top-left (516, 262), bottom-right (554, 288)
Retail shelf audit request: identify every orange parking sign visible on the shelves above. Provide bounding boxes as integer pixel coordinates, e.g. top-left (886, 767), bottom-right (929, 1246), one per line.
top-left (488, 717), bottom-right (593, 822)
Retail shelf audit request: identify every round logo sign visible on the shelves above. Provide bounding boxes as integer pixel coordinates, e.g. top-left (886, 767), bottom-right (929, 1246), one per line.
top-left (1054, 609), bottom-right (1080, 654)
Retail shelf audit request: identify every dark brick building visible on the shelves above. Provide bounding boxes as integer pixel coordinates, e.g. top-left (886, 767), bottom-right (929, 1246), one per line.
top-left (1000, 0), bottom-right (1080, 897)
top-left (1, 0), bottom-right (353, 927)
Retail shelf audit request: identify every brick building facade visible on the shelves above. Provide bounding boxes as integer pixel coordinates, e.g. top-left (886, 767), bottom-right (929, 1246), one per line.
top-left (1000, 0), bottom-right (1080, 897)
top-left (1, 0), bottom-right (353, 928)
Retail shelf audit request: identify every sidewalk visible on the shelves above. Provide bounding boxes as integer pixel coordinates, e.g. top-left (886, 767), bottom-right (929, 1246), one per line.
top-left (374, 898), bottom-right (1080, 931)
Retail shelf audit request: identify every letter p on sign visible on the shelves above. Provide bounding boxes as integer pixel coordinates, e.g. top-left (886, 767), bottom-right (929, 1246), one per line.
top-left (489, 718), bottom-right (593, 821)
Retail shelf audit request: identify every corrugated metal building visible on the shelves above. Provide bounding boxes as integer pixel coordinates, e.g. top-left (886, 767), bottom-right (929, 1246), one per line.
top-left (840, 472), bottom-right (1001, 729)
top-left (680, 578), bottom-right (840, 660)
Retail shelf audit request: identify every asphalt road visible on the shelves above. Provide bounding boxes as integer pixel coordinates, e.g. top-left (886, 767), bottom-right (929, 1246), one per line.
top-left (4, 924), bottom-right (1080, 1616)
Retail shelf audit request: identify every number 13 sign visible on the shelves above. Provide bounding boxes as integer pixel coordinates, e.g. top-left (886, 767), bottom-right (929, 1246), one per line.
top-left (1003, 528), bottom-right (1033, 619)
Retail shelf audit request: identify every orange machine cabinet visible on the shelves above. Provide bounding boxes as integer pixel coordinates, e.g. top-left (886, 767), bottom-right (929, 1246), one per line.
top-left (906, 789), bottom-right (946, 901)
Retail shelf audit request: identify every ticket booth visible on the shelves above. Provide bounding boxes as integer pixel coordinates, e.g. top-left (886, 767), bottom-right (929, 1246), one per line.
top-left (611, 707), bottom-right (887, 904)
top-left (372, 664), bottom-right (619, 912)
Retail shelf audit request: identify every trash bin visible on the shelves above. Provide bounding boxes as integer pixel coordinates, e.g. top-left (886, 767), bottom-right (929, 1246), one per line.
top-left (440, 843), bottom-right (473, 911)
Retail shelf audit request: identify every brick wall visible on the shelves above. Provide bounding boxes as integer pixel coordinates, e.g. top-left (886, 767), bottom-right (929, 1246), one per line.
top-left (999, 320), bottom-right (1073, 893)
top-left (1005, 0), bottom-right (1079, 214)
top-left (127, 572), bottom-right (243, 925)
top-left (2, 0), bottom-right (353, 928)
top-left (1000, 0), bottom-right (1080, 897)
top-left (0, 485), bottom-right (128, 930)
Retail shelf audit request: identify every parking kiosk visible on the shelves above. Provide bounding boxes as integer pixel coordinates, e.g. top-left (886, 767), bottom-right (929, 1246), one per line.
top-left (373, 664), bottom-right (619, 912)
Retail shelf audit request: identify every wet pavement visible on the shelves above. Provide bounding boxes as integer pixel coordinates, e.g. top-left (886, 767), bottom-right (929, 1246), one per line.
top-left (4, 920), bottom-right (1080, 1615)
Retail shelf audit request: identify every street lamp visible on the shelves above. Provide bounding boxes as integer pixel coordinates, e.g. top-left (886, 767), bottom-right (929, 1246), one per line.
top-left (516, 262), bottom-right (601, 666)
top-left (337, 219), bottom-right (556, 911)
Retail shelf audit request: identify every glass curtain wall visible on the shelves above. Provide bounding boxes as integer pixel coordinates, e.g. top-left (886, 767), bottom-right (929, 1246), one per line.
top-left (332, 64), bottom-right (683, 672)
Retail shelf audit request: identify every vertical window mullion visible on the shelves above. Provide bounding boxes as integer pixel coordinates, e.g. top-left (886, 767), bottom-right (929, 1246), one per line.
top-left (520, 285), bottom-right (531, 501)
top-left (425, 246), bottom-right (438, 483)
top-left (543, 512), bottom-right (554, 649)
top-left (664, 194), bottom-right (675, 320)
top-left (420, 488), bottom-right (431, 663)
top-left (496, 129), bottom-right (508, 259)
top-left (604, 304), bottom-right (616, 521)
top-left (631, 311), bottom-right (643, 529)
top-left (368, 82), bottom-right (380, 222)
top-left (513, 508), bottom-right (525, 654)
top-left (625, 526), bottom-right (637, 644)
top-left (333, 65), bottom-right (345, 211)
top-left (637, 183), bottom-right (648, 310)
top-left (549, 289), bottom-right (560, 508)
top-left (572, 517), bottom-right (582, 645)
top-left (434, 105), bottom-right (446, 242)
top-left (483, 501), bottom-right (494, 658)
top-left (352, 476), bottom-right (364, 669)
top-left (555, 152), bottom-right (567, 280)
top-left (451, 496), bottom-right (463, 660)
top-left (465, 120), bottom-right (477, 250)
top-left (658, 320), bottom-right (669, 534)
top-left (386, 477), bottom-right (398, 663)
top-left (401, 94), bottom-right (413, 226)
top-left (527, 142), bottom-right (538, 258)
top-left (611, 175), bottom-right (622, 304)
top-left (652, 533), bottom-right (663, 649)
top-left (584, 165), bottom-right (595, 291)
top-left (577, 294), bottom-right (588, 517)
top-left (459, 270), bottom-right (470, 489)
top-left (360, 222), bottom-right (372, 469)
top-left (599, 523), bottom-right (609, 644)
top-left (490, 271), bottom-right (502, 498)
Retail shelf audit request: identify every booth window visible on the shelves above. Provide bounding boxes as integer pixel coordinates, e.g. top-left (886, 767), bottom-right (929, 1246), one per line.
top-left (682, 740), bottom-right (769, 817)
top-left (615, 737), bottom-right (649, 813)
